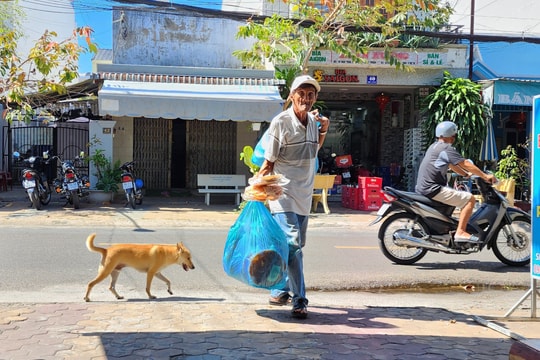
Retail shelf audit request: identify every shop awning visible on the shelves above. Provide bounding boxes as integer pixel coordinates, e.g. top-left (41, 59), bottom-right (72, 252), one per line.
top-left (98, 80), bottom-right (284, 121)
top-left (480, 79), bottom-right (540, 106)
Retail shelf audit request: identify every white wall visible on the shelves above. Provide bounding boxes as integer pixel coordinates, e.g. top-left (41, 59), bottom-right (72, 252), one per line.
top-left (112, 8), bottom-right (256, 68)
top-left (18, 0), bottom-right (76, 80)
top-left (89, 120), bottom-right (116, 189)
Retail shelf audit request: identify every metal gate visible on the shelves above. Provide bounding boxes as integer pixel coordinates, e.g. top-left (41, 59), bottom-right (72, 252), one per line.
top-left (132, 118), bottom-right (237, 190)
top-left (133, 117), bottom-right (171, 189)
top-left (2, 123), bottom-right (89, 181)
top-left (186, 120), bottom-right (237, 188)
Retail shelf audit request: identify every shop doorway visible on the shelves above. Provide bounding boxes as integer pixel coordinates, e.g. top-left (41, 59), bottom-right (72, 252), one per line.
top-left (317, 100), bottom-right (380, 174)
top-left (171, 120), bottom-right (187, 188)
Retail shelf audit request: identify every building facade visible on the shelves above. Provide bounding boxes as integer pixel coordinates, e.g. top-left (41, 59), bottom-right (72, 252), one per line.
top-left (95, 4), bottom-right (468, 191)
top-left (96, 7), bottom-right (284, 189)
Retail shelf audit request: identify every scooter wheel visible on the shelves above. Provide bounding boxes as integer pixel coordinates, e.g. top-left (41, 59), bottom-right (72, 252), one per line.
top-left (71, 190), bottom-right (80, 209)
top-left (492, 216), bottom-right (531, 267)
top-left (378, 213), bottom-right (428, 265)
top-left (30, 190), bottom-right (41, 210)
top-left (127, 192), bottom-right (136, 209)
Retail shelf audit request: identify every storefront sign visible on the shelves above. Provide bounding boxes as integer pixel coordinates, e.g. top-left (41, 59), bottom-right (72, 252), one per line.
top-left (313, 69), bottom-right (359, 83)
top-left (308, 49), bottom-right (448, 67)
top-left (497, 93), bottom-right (533, 106)
top-left (493, 81), bottom-right (540, 106)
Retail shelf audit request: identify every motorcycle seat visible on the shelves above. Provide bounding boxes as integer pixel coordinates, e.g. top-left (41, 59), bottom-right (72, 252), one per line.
top-left (384, 187), bottom-right (455, 217)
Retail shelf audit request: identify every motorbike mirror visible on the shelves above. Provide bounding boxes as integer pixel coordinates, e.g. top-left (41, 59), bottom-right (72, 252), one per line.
top-left (13, 151), bottom-right (20, 159)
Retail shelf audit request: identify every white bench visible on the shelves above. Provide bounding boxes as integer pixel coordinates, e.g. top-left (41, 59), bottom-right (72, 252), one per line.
top-left (197, 174), bottom-right (246, 206)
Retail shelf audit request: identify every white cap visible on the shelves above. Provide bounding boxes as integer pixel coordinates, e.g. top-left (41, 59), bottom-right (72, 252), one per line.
top-left (290, 75), bottom-right (321, 92)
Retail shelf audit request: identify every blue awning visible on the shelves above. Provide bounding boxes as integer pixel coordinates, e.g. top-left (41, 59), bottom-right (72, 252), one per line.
top-left (98, 80), bottom-right (284, 121)
top-left (485, 79), bottom-right (540, 106)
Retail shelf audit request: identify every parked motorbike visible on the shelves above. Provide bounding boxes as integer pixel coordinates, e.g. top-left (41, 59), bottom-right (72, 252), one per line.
top-left (119, 161), bottom-right (143, 209)
top-left (53, 156), bottom-right (90, 209)
top-left (370, 176), bottom-right (531, 267)
top-left (13, 151), bottom-right (53, 210)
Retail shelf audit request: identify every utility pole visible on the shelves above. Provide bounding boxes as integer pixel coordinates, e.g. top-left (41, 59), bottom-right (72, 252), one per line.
top-left (468, 0), bottom-right (475, 80)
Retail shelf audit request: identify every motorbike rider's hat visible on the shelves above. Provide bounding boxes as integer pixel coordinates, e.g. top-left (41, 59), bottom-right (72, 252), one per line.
top-left (435, 121), bottom-right (458, 138)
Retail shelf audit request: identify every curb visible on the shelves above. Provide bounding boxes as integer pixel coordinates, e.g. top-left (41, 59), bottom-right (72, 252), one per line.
top-left (510, 340), bottom-right (540, 359)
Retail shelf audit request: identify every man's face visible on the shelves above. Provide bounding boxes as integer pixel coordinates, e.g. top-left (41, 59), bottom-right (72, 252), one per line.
top-left (291, 85), bottom-right (318, 114)
top-left (444, 134), bottom-right (457, 144)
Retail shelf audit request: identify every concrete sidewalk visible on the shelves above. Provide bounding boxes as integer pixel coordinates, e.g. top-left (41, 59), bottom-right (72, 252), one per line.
top-left (0, 290), bottom-right (539, 360)
top-left (0, 186), bottom-right (378, 229)
top-left (1, 187), bottom-right (539, 359)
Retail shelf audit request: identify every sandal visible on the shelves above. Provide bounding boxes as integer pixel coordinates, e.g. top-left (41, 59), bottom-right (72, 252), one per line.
top-left (269, 293), bottom-right (291, 306)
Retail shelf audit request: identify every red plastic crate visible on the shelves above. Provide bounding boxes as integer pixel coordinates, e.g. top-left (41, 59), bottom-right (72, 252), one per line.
top-left (358, 177), bottom-right (383, 189)
top-left (341, 186), bottom-right (351, 208)
top-left (349, 187), bottom-right (359, 209)
top-left (358, 188), bottom-right (381, 201)
top-left (357, 198), bottom-right (383, 211)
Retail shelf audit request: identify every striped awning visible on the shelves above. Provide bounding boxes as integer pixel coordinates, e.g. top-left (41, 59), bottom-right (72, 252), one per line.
top-left (479, 118), bottom-right (498, 161)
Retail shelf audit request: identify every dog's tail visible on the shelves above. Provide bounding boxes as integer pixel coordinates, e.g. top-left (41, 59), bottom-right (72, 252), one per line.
top-left (86, 233), bottom-right (106, 256)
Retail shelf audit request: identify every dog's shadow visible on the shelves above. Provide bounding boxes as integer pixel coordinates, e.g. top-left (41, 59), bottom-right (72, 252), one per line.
top-left (127, 296), bottom-right (226, 303)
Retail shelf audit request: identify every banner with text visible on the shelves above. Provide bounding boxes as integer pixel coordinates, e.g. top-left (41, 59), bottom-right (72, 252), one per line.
top-left (531, 95), bottom-right (540, 279)
top-left (308, 49), bottom-right (447, 67)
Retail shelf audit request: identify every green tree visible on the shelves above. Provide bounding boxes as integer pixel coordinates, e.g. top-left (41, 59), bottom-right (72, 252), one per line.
top-left (233, 0), bottom-right (453, 73)
top-left (421, 71), bottom-right (491, 159)
top-left (0, 0), bottom-right (97, 122)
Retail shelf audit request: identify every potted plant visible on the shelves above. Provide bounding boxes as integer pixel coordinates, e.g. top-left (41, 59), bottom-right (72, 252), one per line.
top-left (494, 144), bottom-right (530, 210)
top-left (86, 137), bottom-right (122, 202)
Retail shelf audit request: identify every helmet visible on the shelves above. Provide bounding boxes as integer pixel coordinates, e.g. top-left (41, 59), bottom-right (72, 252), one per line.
top-left (435, 121), bottom-right (458, 138)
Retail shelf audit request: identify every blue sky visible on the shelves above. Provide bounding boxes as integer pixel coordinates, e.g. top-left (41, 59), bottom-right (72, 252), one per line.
top-left (74, 1), bottom-right (222, 73)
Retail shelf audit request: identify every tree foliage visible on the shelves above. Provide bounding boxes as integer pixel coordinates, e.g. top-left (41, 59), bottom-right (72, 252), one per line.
top-left (0, 1), bottom-right (97, 122)
top-left (233, 0), bottom-right (453, 73)
top-left (495, 145), bottom-right (530, 189)
top-left (421, 71), bottom-right (491, 160)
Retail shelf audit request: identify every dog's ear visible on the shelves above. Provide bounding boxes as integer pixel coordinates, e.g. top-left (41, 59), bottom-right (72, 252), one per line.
top-left (176, 242), bottom-right (185, 251)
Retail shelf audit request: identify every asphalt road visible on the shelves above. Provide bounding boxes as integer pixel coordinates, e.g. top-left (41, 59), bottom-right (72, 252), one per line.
top-left (0, 226), bottom-right (529, 303)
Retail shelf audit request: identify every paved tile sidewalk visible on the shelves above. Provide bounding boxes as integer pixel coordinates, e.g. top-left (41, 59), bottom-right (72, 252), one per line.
top-left (0, 300), bottom-right (527, 360)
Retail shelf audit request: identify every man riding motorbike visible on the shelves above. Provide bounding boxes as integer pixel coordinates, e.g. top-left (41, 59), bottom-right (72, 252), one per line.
top-left (415, 121), bottom-right (497, 243)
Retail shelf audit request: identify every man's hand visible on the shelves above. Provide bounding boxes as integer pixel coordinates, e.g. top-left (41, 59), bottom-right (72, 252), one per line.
top-left (311, 109), bottom-right (329, 133)
top-left (484, 173), bottom-right (497, 184)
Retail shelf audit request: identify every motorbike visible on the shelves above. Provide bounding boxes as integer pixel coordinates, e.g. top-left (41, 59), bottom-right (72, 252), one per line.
top-left (370, 176), bottom-right (531, 267)
top-left (119, 161), bottom-right (144, 209)
top-left (53, 156), bottom-right (90, 209)
top-left (13, 151), bottom-right (53, 210)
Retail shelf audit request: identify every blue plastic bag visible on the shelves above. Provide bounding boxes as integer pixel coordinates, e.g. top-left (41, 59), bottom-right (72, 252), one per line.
top-left (251, 130), bottom-right (269, 167)
top-left (223, 201), bottom-right (288, 289)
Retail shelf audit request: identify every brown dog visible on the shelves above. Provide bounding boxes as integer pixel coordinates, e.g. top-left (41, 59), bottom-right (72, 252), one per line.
top-left (84, 233), bottom-right (195, 301)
